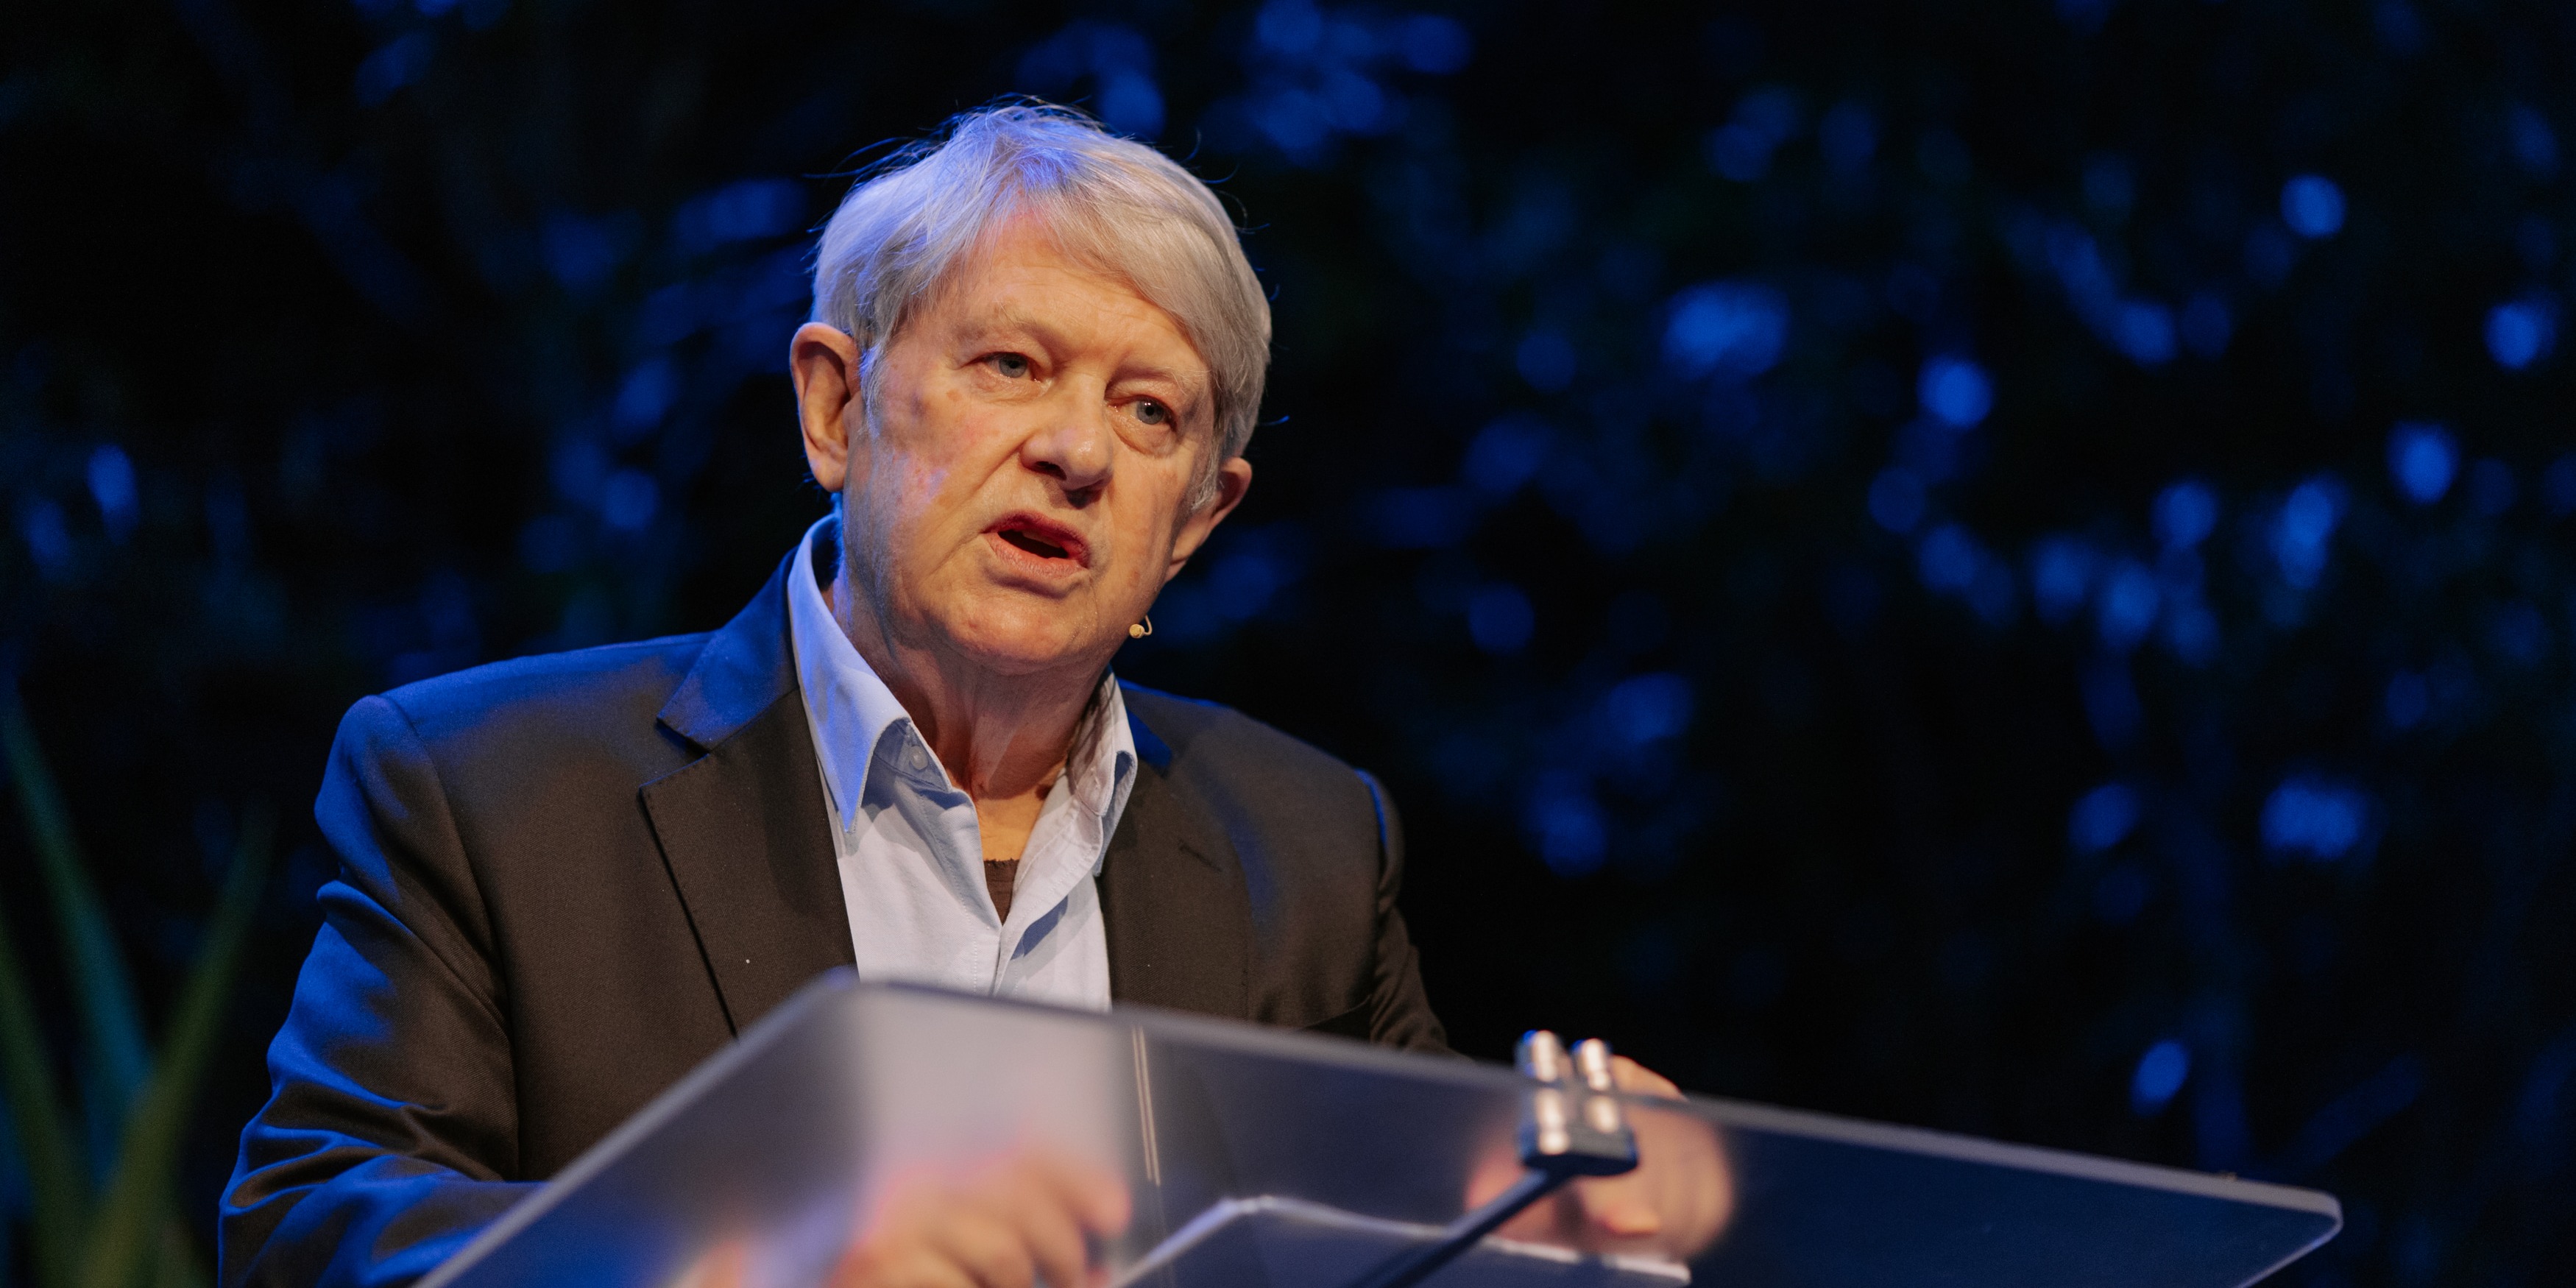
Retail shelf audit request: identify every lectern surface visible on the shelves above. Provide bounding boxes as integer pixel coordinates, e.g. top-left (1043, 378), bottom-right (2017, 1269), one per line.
top-left (1113, 1197), bottom-right (1690, 1288)
top-left (421, 976), bottom-right (2339, 1288)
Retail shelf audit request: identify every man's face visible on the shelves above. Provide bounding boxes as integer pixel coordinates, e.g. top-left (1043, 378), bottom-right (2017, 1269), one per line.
top-left (796, 216), bottom-right (1250, 679)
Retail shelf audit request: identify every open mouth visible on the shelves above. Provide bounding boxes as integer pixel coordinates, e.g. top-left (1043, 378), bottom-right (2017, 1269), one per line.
top-left (988, 514), bottom-right (1089, 567)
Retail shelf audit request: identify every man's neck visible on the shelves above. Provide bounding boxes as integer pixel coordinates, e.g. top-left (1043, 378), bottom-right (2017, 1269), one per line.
top-left (824, 572), bottom-right (1097, 805)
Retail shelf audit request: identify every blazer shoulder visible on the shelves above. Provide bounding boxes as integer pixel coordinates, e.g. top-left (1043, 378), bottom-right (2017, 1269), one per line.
top-left (1118, 681), bottom-right (1368, 800)
top-left (368, 632), bottom-right (714, 753)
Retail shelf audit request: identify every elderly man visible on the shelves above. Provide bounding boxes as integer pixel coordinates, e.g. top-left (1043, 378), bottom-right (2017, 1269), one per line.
top-left (223, 105), bottom-right (1703, 1288)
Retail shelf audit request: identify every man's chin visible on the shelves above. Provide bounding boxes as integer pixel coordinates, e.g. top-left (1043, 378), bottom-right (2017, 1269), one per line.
top-left (934, 615), bottom-right (1112, 679)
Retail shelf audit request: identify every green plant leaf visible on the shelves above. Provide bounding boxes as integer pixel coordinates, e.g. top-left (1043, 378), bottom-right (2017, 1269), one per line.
top-left (0, 887), bottom-right (88, 1288)
top-left (156, 1213), bottom-right (210, 1288)
top-left (0, 682), bottom-right (152, 1111)
top-left (77, 807), bottom-right (272, 1288)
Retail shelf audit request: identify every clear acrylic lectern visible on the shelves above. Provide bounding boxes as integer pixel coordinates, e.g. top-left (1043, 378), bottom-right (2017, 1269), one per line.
top-left (420, 974), bottom-right (2338, 1288)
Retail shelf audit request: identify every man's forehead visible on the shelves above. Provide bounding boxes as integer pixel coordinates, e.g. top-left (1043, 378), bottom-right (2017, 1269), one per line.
top-left (936, 255), bottom-right (1213, 387)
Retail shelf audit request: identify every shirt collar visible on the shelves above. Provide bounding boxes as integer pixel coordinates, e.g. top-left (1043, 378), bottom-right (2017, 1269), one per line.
top-left (1061, 674), bottom-right (1137, 840)
top-left (785, 515), bottom-right (1136, 835)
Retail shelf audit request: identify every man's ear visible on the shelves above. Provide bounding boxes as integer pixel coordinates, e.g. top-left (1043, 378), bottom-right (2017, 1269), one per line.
top-left (1163, 456), bottom-right (1255, 584)
top-left (790, 322), bottom-right (863, 492)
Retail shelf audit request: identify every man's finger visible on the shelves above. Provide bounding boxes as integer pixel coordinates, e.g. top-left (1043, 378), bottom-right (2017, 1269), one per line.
top-left (831, 1239), bottom-right (981, 1288)
top-left (1021, 1153), bottom-right (1133, 1236)
top-left (994, 1166), bottom-right (1099, 1288)
top-left (923, 1206), bottom-right (1040, 1288)
top-left (1608, 1055), bottom-right (1681, 1099)
top-left (1574, 1175), bottom-right (1664, 1238)
top-left (898, 1249), bottom-right (986, 1288)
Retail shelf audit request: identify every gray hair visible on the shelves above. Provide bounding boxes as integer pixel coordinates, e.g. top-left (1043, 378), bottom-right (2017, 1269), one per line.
top-left (810, 102), bottom-right (1271, 506)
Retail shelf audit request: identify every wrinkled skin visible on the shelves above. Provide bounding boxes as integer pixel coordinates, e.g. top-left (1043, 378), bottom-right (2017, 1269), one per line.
top-left (791, 213), bottom-right (1253, 867)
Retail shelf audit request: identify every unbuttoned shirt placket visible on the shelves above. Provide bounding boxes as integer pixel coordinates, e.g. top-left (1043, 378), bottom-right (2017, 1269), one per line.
top-left (1002, 717), bottom-right (1134, 982)
top-left (848, 710), bottom-right (1133, 994)
top-left (788, 514), bottom-right (1130, 1010)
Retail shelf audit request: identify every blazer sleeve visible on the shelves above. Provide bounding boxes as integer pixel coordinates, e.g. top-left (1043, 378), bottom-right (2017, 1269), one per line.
top-left (1354, 771), bottom-right (1448, 1054)
top-left (219, 696), bottom-right (536, 1288)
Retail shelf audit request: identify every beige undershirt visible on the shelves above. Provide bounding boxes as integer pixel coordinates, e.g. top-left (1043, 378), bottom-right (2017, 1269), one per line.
top-left (983, 859), bottom-right (1020, 921)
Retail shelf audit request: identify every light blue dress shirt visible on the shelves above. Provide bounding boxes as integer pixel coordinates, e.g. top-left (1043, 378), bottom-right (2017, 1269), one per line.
top-left (785, 517), bottom-right (1136, 1009)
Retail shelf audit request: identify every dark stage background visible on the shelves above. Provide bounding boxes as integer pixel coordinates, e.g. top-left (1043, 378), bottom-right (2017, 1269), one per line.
top-left (4, 1), bottom-right (2574, 1284)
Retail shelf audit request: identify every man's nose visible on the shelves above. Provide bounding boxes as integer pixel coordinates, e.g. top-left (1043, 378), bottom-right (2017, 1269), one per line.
top-left (1019, 392), bottom-right (1114, 500)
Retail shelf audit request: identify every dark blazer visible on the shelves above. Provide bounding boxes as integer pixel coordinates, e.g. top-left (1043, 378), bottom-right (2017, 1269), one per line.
top-left (219, 553), bottom-right (1444, 1288)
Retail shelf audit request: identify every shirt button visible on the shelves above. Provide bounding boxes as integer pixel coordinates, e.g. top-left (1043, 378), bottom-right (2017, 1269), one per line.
top-left (907, 746), bottom-right (927, 771)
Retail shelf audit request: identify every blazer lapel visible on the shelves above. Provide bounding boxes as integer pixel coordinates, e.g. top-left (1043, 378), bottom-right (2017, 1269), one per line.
top-left (640, 556), bottom-right (853, 1036)
top-left (640, 558), bottom-right (1256, 1030)
top-left (1099, 706), bottom-right (1253, 1021)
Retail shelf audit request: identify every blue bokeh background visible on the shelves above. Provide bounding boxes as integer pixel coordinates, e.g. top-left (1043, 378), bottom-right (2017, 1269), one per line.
top-left (5, 1), bottom-right (2575, 1283)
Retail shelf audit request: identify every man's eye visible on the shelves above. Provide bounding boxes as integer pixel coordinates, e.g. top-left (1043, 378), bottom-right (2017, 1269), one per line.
top-left (1133, 400), bottom-right (1170, 426)
top-left (988, 353), bottom-right (1031, 379)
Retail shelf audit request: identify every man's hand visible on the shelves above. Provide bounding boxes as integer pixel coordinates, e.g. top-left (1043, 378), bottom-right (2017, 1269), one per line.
top-left (829, 1150), bottom-right (1132, 1288)
top-left (1472, 1057), bottom-right (1734, 1259)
